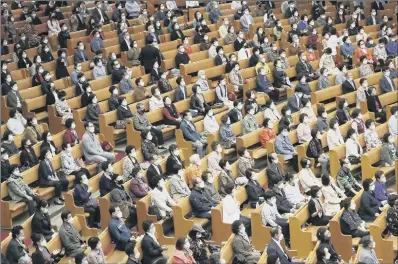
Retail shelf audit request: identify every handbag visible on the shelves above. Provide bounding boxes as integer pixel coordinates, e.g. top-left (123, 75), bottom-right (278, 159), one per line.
top-left (348, 156), bottom-right (361, 164)
top-left (115, 120), bottom-right (126, 129)
top-left (101, 141), bottom-right (113, 152)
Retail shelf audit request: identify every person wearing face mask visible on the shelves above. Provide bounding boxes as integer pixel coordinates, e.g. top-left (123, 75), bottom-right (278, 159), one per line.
top-left (206, 141), bottom-right (223, 176)
top-left (199, 171), bottom-right (221, 206)
top-left (107, 86), bottom-right (119, 111)
top-left (373, 171), bottom-right (389, 206)
top-left (92, 1), bottom-right (109, 24)
top-left (356, 78), bottom-right (369, 108)
top-left (55, 90), bottom-right (73, 123)
top-left (170, 22), bottom-right (185, 41)
top-left (31, 233), bottom-right (63, 264)
top-left (1, 72), bottom-right (13, 95)
top-left (214, 46), bottom-right (228, 66)
top-left (82, 121), bottom-right (115, 171)
top-left (61, 142), bottom-right (90, 177)
top-left (228, 100), bottom-right (243, 124)
top-left (173, 237), bottom-right (197, 264)
top-left (141, 220), bottom-right (169, 264)
top-left (134, 103), bottom-right (166, 148)
top-left (316, 246), bottom-right (332, 264)
top-left (147, 152), bottom-right (165, 185)
top-left (364, 120), bottom-right (382, 152)
top-left (149, 86), bottom-right (164, 111)
top-left (7, 164), bottom-right (39, 216)
top-left (345, 128), bottom-right (363, 164)
top-left (245, 168), bottom-right (266, 208)
top-left (1, 148), bottom-right (11, 182)
top-left (275, 126), bottom-right (299, 172)
top-left (315, 106), bottom-right (329, 135)
top-left (85, 94), bottom-right (101, 132)
top-left (23, 117), bottom-right (43, 145)
top-left (317, 228), bottom-right (342, 263)
top-left (296, 113), bottom-right (312, 143)
top-left (40, 43), bottom-right (55, 63)
top-left (29, 55), bottom-right (42, 76)
top-left (308, 186), bottom-right (333, 226)
top-left (70, 63), bottom-right (83, 86)
top-left (6, 81), bottom-right (23, 111)
top-left (358, 179), bottom-right (382, 222)
top-left (6, 225), bottom-right (30, 264)
top-left (350, 109), bottom-right (365, 134)
top-left (57, 23), bottom-right (70, 49)
top-left (271, 179), bottom-right (295, 215)
top-left (126, 40), bottom-right (140, 66)
top-left (337, 158), bottom-right (362, 197)
top-left (239, 7), bottom-right (254, 33)
top-left (218, 114), bottom-right (236, 150)
top-left (129, 166), bottom-right (151, 201)
top-left (203, 107), bottom-right (219, 135)
top-left (116, 97), bottom-right (133, 126)
top-left (63, 119), bottom-right (79, 147)
top-left (189, 177), bottom-right (216, 220)
top-left (326, 118), bottom-right (344, 150)
top-left (224, 25), bottom-right (237, 47)
top-left (1, 130), bottom-right (19, 157)
top-left (121, 145), bottom-right (140, 180)
top-left (7, 108), bottom-right (27, 135)
top-left (219, 158), bottom-right (238, 196)
top-left (175, 44), bottom-right (190, 67)
top-left (74, 171), bottom-right (102, 229)
top-left (98, 161), bottom-right (118, 197)
top-left (307, 127), bottom-right (329, 173)
top-left (242, 105), bottom-right (259, 135)
top-left (388, 106), bottom-right (398, 136)
top-left (110, 175), bottom-right (137, 228)
top-left (386, 194), bottom-right (398, 236)
top-left (218, 18), bottom-right (230, 39)
top-left (118, 71), bottom-right (133, 94)
top-left (373, 38), bottom-right (388, 66)
top-left (358, 236), bottom-right (380, 264)
top-left (287, 86), bottom-right (303, 113)
top-left (150, 175), bottom-right (176, 220)
top-left (380, 68), bottom-right (397, 94)
top-left (336, 99), bottom-right (351, 125)
top-left (380, 132), bottom-right (398, 167)
top-left (162, 95), bottom-right (181, 128)
top-left (17, 50), bottom-right (32, 69)
top-left (263, 199), bottom-right (291, 251)
top-left (359, 56), bottom-right (374, 77)
top-left (125, 239), bottom-right (142, 264)
top-left (170, 166), bottom-right (191, 201)
top-left (208, 1), bottom-right (222, 24)
top-left (285, 172), bottom-right (307, 209)
top-left (195, 70), bottom-right (210, 93)
top-left (92, 57), bottom-right (106, 79)
top-left (21, 17), bottom-right (40, 47)
top-left (59, 210), bottom-right (87, 257)
top-left (165, 143), bottom-right (184, 175)
top-left (73, 41), bottom-right (88, 63)
top-left (55, 49), bottom-right (69, 79)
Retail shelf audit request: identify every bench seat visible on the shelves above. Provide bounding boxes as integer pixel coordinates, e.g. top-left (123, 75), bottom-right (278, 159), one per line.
top-left (305, 225), bottom-right (322, 243)
top-left (352, 237), bottom-right (361, 247)
top-left (250, 147), bottom-right (267, 160)
top-left (389, 236), bottom-right (398, 251)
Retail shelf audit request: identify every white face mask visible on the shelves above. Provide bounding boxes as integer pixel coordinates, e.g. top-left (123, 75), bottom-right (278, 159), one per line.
top-left (68, 218), bottom-right (73, 224)
top-left (89, 127), bottom-right (95, 133)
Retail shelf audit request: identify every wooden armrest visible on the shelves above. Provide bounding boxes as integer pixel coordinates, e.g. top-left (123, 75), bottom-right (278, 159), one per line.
top-left (288, 250), bottom-right (298, 257)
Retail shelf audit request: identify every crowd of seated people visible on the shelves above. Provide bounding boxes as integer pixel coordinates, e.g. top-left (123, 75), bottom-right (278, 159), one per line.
top-left (1, 0), bottom-right (398, 263)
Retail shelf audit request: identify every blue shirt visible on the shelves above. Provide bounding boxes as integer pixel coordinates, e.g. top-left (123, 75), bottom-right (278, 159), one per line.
top-left (374, 181), bottom-right (388, 204)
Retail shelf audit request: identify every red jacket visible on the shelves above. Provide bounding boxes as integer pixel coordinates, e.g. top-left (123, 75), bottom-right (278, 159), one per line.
top-left (63, 129), bottom-right (79, 147)
top-left (173, 250), bottom-right (196, 264)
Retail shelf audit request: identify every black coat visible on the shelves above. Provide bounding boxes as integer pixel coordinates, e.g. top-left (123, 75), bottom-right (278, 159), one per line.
top-left (146, 164), bottom-right (163, 187)
top-left (189, 187), bottom-right (214, 216)
top-left (6, 238), bottom-right (26, 264)
top-left (20, 148), bottom-right (39, 166)
top-left (165, 154), bottom-right (184, 175)
top-left (358, 191), bottom-right (379, 221)
top-left (273, 69), bottom-right (288, 88)
top-left (175, 52), bottom-right (190, 68)
top-left (319, 242), bottom-right (339, 262)
top-left (32, 210), bottom-right (54, 238)
top-left (342, 80), bottom-right (356, 94)
top-left (266, 163), bottom-right (284, 188)
top-left (271, 186), bottom-right (293, 214)
top-left (190, 94), bottom-right (209, 114)
top-left (111, 68), bottom-right (125, 85)
top-left (295, 60), bottom-right (315, 77)
top-left (117, 105), bottom-right (133, 120)
top-left (249, 55), bottom-right (259, 67)
top-left (38, 159), bottom-right (57, 186)
top-left (228, 108), bottom-right (243, 124)
top-left (40, 141), bottom-right (59, 155)
top-left (245, 180), bottom-right (265, 207)
top-left (57, 31), bottom-right (70, 49)
top-left (17, 58), bottom-right (32, 69)
top-left (120, 39), bottom-right (134, 52)
top-left (141, 234), bottom-right (165, 264)
top-left (81, 92), bottom-right (91, 107)
top-left (170, 30), bottom-right (185, 41)
top-left (1, 160), bottom-right (11, 182)
top-left (139, 45), bottom-right (162, 73)
top-left (174, 86), bottom-right (188, 102)
top-left (99, 173), bottom-right (117, 197)
top-left (234, 39), bottom-right (245, 51)
top-left (55, 58), bottom-right (69, 79)
top-left (367, 95), bottom-right (382, 114)
top-left (336, 108), bottom-right (350, 125)
top-left (266, 238), bottom-right (291, 264)
top-left (31, 246), bottom-right (52, 264)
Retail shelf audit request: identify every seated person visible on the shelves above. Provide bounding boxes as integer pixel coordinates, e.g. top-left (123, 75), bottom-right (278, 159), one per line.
top-left (20, 139), bottom-right (40, 168)
top-left (99, 162), bottom-right (117, 196)
top-left (266, 152), bottom-right (284, 188)
top-left (321, 175), bottom-right (346, 216)
top-left (267, 226), bottom-right (294, 262)
top-left (223, 184), bottom-right (251, 236)
top-left (59, 210), bottom-right (87, 257)
top-left (380, 132), bottom-right (398, 167)
top-left (23, 116), bottom-right (43, 144)
top-left (228, 100), bottom-right (244, 124)
top-left (345, 128), bottom-right (363, 164)
top-left (260, 118), bottom-right (276, 148)
top-left (256, 66), bottom-right (279, 101)
top-left (31, 200), bottom-right (54, 242)
top-left (327, 119), bottom-right (344, 149)
top-left (73, 172), bottom-right (101, 228)
top-left (308, 186), bottom-right (333, 226)
top-left (284, 173), bottom-right (306, 209)
top-left (173, 237), bottom-right (196, 263)
top-left (373, 171), bottom-right (389, 206)
top-left (117, 97), bottom-right (134, 124)
top-left (297, 113), bottom-right (312, 144)
top-left (108, 205), bottom-right (134, 251)
top-left (218, 159), bottom-right (237, 196)
top-left (190, 177), bottom-right (216, 219)
top-left (202, 171), bottom-right (222, 204)
top-left (163, 96), bottom-right (181, 128)
top-left (231, 220), bottom-right (261, 264)
top-left (358, 179), bottom-right (381, 222)
top-left (165, 144), bottom-right (184, 176)
top-left (316, 246), bottom-right (333, 264)
top-left (170, 166), bottom-right (191, 201)
top-left (242, 105), bottom-right (259, 135)
top-left (261, 190), bottom-right (290, 243)
top-left (307, 128), bottom-right (330, 176)
top-left (86, 94), bottom-right (101, 132)
top-left (129, 167), bottom-right (151, 201)
top-left (6, 225), bottom-right (30, 264)
top-left (204, 107), bottom-right (219, 134)
top-left (208, 141), bottom-right (223, 176)
top-left (61, 143), bottom-right (90, 177)
top-left (39, 148), bottom-right (68, 205)
top-left (149, 86), bottom-right (164, 111)
top-left (186, 154), bottom-right (202, 189)
top-left (150, 177), bottom-right (176, 220)
top-left (340, 198), bottom-right (370, 238)
top-left (358, 235), bottom-right (380, 264)
top-left (387, 194), bottom-right (398, 236)
top-left (245, 169), bottom-right (265, 207)
top-left (82, 122), bottom-right (115, 171)
top-left (7, 164), bottom-right (39, 216)
top-left (337, 158), bottom-right (362, 197)
top-left (272, 180), bottom-right (295, 215)
top-left (7, 108), bottom-right (27, 135)
top-left (316, 227), bottom-right (341, 263)
top-left (110, 175), bottom-right (137, 228)
top-left (219, 114), bottom-right (236, 149)
top-left (275, 126), bottom-right (298, 172)
top-left (141, 220), bottom-right (168, 264)
top-left (180, 111), bottom-right (208, 158)
top-left (1, 130), bottom-right (19, 156)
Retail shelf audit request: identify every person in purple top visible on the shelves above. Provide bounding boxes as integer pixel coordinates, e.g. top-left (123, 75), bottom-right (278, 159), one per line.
top-left (373, 171), bottom-right (389, 206)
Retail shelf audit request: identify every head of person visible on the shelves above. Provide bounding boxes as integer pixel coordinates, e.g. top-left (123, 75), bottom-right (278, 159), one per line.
top-left (342, 197), bottom-right (355, 211)
top-left (175, 237), bottom-right (191, 252)
top-left (310, 185), bottom-right (322, 199)
top-left (375, 170), bottom-right (386, 184)
top-left (387, 194), bottom-right (398, 208)
top-left (61, 210), bottom-right (73, 224)
top-left (219, 158), bottom-right (230, 171)
top-left (211, 141), bottom-right (222, 154)
top-left (31, 233), bottom-right (47, 248)
top-left (264, 189), bottom-right (276, 205)
top-left (231, 220), bottom-right (245, 235)
top-left (85, 121), bottom-right (95, 133)
top-left (268, 152), bottom-right (279, 165)
top-left (109, 205), bottom-right (123, 219)
top-left (88, 236), bottom-right (101, 250)
top-left (101, 161), bottom-right (113, 174)
top-left (361, 235), bottom-right (376, 250)
top-left (316, 227), bottom-right (331, 243)
top-left (270, 226), bottom-right (284, 241)
top-left (300, 157), bottom-right (312, 169)
top-left (362, 178), bottom-right (375, 192)
top-left (299, 113), bottom-right (309, 124)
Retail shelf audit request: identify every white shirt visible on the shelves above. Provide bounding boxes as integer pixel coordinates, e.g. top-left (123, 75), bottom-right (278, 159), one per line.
top-left (327, 128), bottom-right (344, 149)
top-left (204, 115), bottom-right (219, 134)
top-left (231, 1), bottom-right (242, 9)
top-left (299, 168), bottom-right (322, 193)
top-left (7, 116), bottom-right (26, 135)
top-left (150, 187), bottom-right (174, 218)
top-left (238, 48), bottom-right (251, 61)
top-left (284, 183), bottom-right (305, 205)
top-left (327, 35), bottom-right (339, 56)
top-left (149, 96), bottom-right (165, 111)
top-left (261, 202), bottom-right (281, 227)
top-left (222, 194), bottom-right (241, 224)
top-left (345, 138), bottom-right (363, 158)
top-left (388, 115), bottom-right (398, 136)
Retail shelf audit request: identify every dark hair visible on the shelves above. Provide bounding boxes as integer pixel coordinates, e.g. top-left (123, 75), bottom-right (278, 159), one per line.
top-left (101, 161), bottom-right (111, 172)
top-left (125, 239), bottom-right (137, 256)
top-left (342, 197), bottom-right (352, 210)
top-left (140, 129), bottom-right (151, 140)
top-left (2, 130), bottom-right (13, 141)
top-left (125, 145), bottom-right (136, 155)
top-left (300, 158), bottom-right (310, 169)
top-left (310, 186), bottom-right (321, 198)
top-left (387, 194), bottom-right (398, 207)
top-left (176, 237), bottom-right (186, 251)
top-left (211, 141), bottom-right (220, 151)
top-left (299, 113), bottom-right (308, 123)
top-left (374, 170), bottom-right (384, 181)
top-left (262, 118), bottom-right (271, 128)
top-left (218, 158), bottom-right (228, 169)
top-left (221, 114), bottom-right (229, 124)
top-left (359, 78), bottom-right (367, 85)
top-left (225, 184), bottom-right (234, 195)
top-left (61, 210), bottom-right (71, 221)
top-left (201, 170), bottom-right (211, 182)
top-left (270, 226), bottom-right (281, 238)
top-left (237, 147), bottom-right (247, 157)
top-left (31, 233), bottom-right (44, 246)
top-left (231, 220), bottom-right (242, 234)
top-left (88, 94), bottom-right (97, 104)
top-left (362, 178), bottom-right (373, 191)
top-left (329, 118), bottom-right (338, 129)
top-left (361, 235), bottom-right (373, 249)
top-left (311, 127), bottom-right (319, 139)
top-left (40, 147), bottom-right (51, 160)
top-left (11, 225), bottom-right (23, 238)
top-left (365, 119), bottom-right (374, 129)
top-left (9, 108), bottom-right (17, 118)
top-left (346, 128), bottom-right (357, 139)
top-left (338, 99), bottom-right (346, 110)
top-left (264, 189), bottom-right (275, 201)
top-left (75, 253), bottom-right (86, 264)
top-left (36, 199), bottom-right (48, 210)
top-left (142, 220), bottom-right (153, 232)
top-left (316, 227), bottom-right (329, 242)
top-left (61, 142), bottom-right (70, 150)
top-left (88, 236), bottom-right (100, 249)
top-left (9, 164), bottom-right (19, 174)
top-left (321, 175), bottom-right (330, 186)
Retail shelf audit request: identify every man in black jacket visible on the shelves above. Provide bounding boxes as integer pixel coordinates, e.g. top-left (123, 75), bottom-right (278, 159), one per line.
top-left (139, 37), bottom-right (162, 74)
top-left (141, 220), bottom-right (168, 264)
top-left (245, 169), bottom-right (265, 208)
top-left (111, 60), bottom-right (126, 85)
top-left (295, 51), bottom-right (319, 81)
top-left (92, 1), bottom-right (110, 24)
top-left (342, 72), bottom-right (357, 94)
top-left (146, 154), bottom-right (164, 188)
top-left (189, 178), bottom-right (216, 219)
top-left (6, 225), bottom-right (29, 264)
top-left (267, 153), bottom-right (284, 188)
top-left (266, 227), bottom-right (293, 263)
top-left (175, 44), bottom-right (190, 68)
top-left (228, 100), bottom-right (243, 124)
